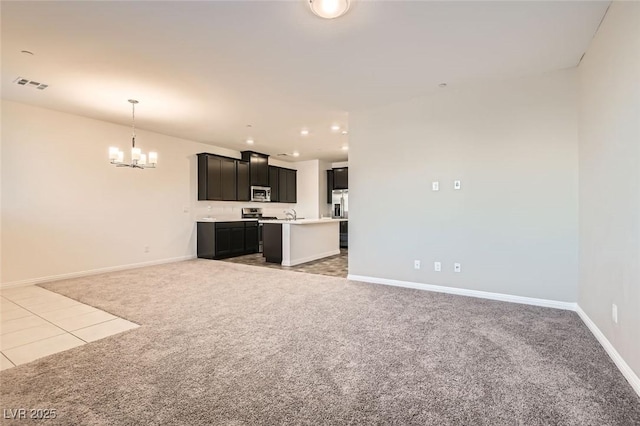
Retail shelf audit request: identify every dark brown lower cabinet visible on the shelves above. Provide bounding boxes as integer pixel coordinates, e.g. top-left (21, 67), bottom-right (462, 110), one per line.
top-left (262, 223), bottom-right (282, 264)
top-left (197, 221), bottom-right (259, 259)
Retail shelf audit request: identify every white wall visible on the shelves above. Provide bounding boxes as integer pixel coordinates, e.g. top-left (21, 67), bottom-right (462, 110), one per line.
top-left (0, 101), bottom-right (294, 286)
top-left (578, 1), bottom-right (640, 377)
top-left (349, 69), bottom-right (579, 302)
top-left (294, 159), bottom-right (332, 219)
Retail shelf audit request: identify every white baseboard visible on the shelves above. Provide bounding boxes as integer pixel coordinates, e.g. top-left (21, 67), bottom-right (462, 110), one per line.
top-left (575, 306), bottom-right (640, 397)
top-left (0, 255), bottom-right (197, 289)
top-left (284, 249), bottom-right (341, 267)
top-left (347, 274), bottom-right (577, 310)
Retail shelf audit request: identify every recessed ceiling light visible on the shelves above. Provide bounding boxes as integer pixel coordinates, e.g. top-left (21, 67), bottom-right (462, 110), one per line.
top-left (300, 129), bottom-right (309, 136)
top-left (438, 83), bottom-right (447, 88)
top-left (341, 130), bottom-right (348, 135)
top-left (246, 138), bottom-right (254, 145)
top-left (341, 146), bottom-right (349, 151)
top-left (292, 151), bottom-right (300, 157)
top-left (309, 0), bottom-right (350, 19)
top-left (331, 124), bottom-right (340, 131)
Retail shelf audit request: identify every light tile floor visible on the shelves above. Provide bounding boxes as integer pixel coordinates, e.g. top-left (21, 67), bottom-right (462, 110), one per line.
top-left (223, 248), bottom-right (348, 278)
top-left (0, 286), bottom-right (139, 370)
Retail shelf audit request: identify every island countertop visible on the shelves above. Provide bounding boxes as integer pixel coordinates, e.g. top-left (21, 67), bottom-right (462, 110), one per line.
top-left (259, 218), bottom-right (347, 225)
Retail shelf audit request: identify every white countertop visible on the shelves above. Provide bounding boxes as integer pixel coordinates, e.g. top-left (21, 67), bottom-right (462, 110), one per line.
top-left (196, 218), bottom-right (259, 223)
top-left (197, 218), bottom-right (347, 224)
top-left (259, 218), bottom-right (347, 225)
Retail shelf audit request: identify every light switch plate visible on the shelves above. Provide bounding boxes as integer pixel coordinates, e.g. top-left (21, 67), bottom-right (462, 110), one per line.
top-left (432, 181), bottom-right (439, 191)
top-left (454, 180), bottom-right (461, 190)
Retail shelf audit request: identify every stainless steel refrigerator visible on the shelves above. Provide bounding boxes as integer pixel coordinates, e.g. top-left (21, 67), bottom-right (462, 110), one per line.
top-left (331, 189), bottom-right (348, 218)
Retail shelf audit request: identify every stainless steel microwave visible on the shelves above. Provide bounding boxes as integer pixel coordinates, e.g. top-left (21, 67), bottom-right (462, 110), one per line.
top-left (250, 186), bottom-right (271, 202)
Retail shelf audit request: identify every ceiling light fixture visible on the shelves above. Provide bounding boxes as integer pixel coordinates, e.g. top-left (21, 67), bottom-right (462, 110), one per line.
top-left (109, 100), bottom-right (157, 169)
top-left (342, 146), bottom-right (349, 151)
top-left (292, 151), bottom-right (300, 157)
top-left (331, 124), bottom-right (340, 131)
top-left (246, 138), bottom-right (254, 145)
top-left (309, 0), bottom-right (350, 19)
top-left (341, 130), bottom-right (348, 135)
top-left (300, 129), bottom-right (310, 136)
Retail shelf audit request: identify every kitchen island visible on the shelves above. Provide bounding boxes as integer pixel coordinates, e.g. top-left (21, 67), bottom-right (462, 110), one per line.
top-left (261, 218), bottom-right (347, 266)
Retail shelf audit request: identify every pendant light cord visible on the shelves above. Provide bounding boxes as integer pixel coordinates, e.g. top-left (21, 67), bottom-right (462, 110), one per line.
top-left (131, 101), bottom-right (136, 148)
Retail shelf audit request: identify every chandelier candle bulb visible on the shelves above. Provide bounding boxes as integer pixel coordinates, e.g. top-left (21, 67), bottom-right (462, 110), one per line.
top-left (117, 151), bottom-right (124, 164)
top-left (109, 147), bottom-right (119, 160)
top-left (148, 152), bottom-right (158, 165)
top-left (139, 154), bottom-right (147, 166)
top-left (131, 147), bottom-right (141, 161)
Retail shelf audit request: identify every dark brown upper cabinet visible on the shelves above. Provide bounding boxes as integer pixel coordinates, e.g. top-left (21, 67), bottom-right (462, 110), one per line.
top-left (236, 160), bottom-right (251, 201)
top-left (197, 153), bottom-right (248, 201)
top-left (269, 166), bottom-right (280, 202)
top-left (269, 165), bottom-right (296, 203)
top-left (241, 151), bottom-right (269, 187)
top-left (333, 167), bottom-right (348, 190)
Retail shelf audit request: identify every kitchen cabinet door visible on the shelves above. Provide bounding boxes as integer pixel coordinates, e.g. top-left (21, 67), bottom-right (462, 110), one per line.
top-left (327, 170), bottom-right (334, 203)
top-left (214, 226), bottom-right (232, 257)
top-left (237, 161), bottom-right (250, 201)
top-left (278, 168), bottom-right (297, 203)
top-left (221, 157), bottom-right (237, 201)
top-left (333, 167), bottom-right (348, 190)
top-left (231, 226), bottom-right (245, 255)
top-left (269, 166), bottom-right (280, 202)
top-left (197, 154), bottom-right (222, 200)
top-left (278, 168), bottom-right (288, 202)
top-left (241, 151), bottom-right (269, 187)
top-left (245, 222), bottom-right (259, 253)
top-left (286, 169), bottom-right (297, 203)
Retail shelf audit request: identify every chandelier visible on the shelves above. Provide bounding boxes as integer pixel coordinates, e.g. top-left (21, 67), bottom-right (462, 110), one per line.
top-left (109, 99), bottom-right (157, 169)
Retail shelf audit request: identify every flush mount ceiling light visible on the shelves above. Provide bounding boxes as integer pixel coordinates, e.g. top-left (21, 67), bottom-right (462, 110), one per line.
top-left (246, 138), bottom-right (255, 145)
top-left (331, 124), bottom-right (341, 131)
top-left (300, 129), bottom-right (310, 136)
top-left (292, 151), bottom-right (301, 157)
top-left (109, 100), bottom-right (157, 169)
top-left (309, 0), bottom-right (350, 19)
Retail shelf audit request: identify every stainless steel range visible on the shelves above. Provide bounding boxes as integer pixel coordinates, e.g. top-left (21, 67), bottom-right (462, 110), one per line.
top-left (241, 208), bottom-right (278, 253)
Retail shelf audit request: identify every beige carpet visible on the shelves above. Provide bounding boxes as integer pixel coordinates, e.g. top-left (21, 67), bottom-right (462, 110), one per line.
top-left (1, 259), bottom-right (639, 425)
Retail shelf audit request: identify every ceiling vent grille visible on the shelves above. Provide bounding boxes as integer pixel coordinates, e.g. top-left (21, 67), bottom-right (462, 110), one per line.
top-left (14, 77), bottom-right (48, 90)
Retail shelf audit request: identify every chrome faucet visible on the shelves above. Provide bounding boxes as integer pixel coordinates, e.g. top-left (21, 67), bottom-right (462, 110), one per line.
top-left (284, 209), bottom-right (297, 221)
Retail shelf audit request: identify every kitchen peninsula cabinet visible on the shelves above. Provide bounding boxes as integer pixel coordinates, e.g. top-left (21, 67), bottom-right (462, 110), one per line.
top-left (197, 220), bottom-right (259, 259)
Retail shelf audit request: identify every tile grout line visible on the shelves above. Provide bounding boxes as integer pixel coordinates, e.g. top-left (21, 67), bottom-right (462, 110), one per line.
top-left (2, 293), bottom-right (92, 345)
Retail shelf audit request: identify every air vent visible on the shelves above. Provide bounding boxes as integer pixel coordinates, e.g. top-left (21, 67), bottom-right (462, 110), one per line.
top-left (14, 77), bottom-right (48, 90)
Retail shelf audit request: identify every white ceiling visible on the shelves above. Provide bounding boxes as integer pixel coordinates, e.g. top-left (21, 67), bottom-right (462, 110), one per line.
top-left (1, 1), bottom-right (609, 162)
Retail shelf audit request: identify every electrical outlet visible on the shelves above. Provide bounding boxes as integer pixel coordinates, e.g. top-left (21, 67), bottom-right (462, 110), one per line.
top-left (454, 180), bottom-right (461, 190)
top-left (612, 304), bottom-right (618, 324)
top-left (432, 181), bottom-right (439, 191)
top-left (414, 260), bottom-right (421, 270)
top-left (454, 263), bottom-right (461, 273)
top-left (434, 262), bottom-right (441, 272)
